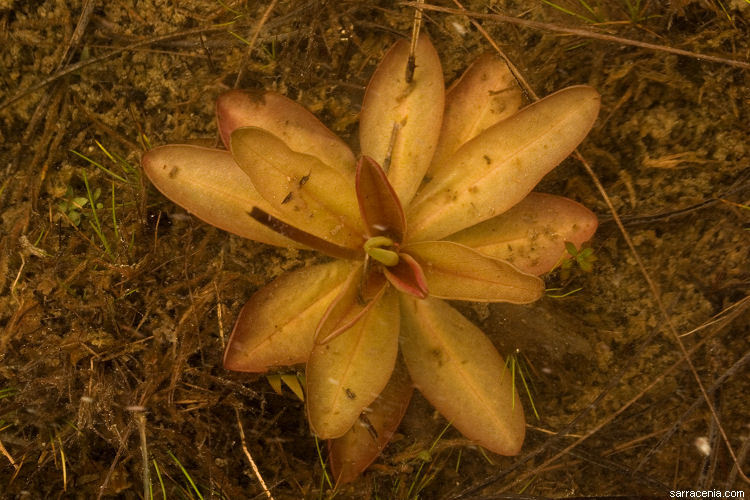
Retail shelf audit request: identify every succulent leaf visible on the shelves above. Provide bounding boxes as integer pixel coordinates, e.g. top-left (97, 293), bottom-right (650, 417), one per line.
top-left (142, 145), bottom-right (299, 248)
top-left (430, 53), bottom-right (522, 173)
top-left (230, 127), bottom-right (366, 249)
top-left (402, 240), bottom-right (544, 303)
top-left (407, 85), bottom-right (601, 241)
top-left (307, 287), bottom-right (400, 439)
top-left (360, 34), bottom-right (444, 206)
top-left (328, 359), bottom-right (413, 485)
top-left (355, 155), bottom-right (406, 241)
top-left (383, 252), bottom-right (428, 299)
top-left (315, 265), bottom-right (386, 345)
top-left (223, 261), bottom-right (355, 372)
top-left (248, 207), bottom-right (362, 260)
top-left (400, 296), bottom-right (525, 456)
top-left (217, 90), bottom-right (355, 173)
top-left (446, 192), bottom-right (599, 275)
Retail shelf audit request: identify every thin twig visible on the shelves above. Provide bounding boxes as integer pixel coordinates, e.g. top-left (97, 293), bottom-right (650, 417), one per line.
top-left (97, 425), bottom-right (133, 500)
top-left (636, 344), bottom-right (750, 475)
top-left (233, 0), bottom-right (279, 88)
top-left (402, 2), bottom-right (750, 70)
top-left (1, 25), bottom-right (241, 111)
top-left (235, 408), bottom-right (274, 500)
top-left (405, 0), bottom-right (424, 83)
top-left (0, 437), bottom-right (17, 471)
top-left (135, 411), bottom-right (151, 500)
top-left (575, 150), bottom-right (749, 484)
top-left (438, 0), bottom-right (750, 495)
top-left (58, 0), bottom-right (97, 69)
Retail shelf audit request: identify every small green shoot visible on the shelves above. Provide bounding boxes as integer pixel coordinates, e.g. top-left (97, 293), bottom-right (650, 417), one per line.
top-left (153, 459), bottom-right (167, 500)
top-left (70, 149), bottom-right (128, 183)
top-left (556, 240), bottom-right (597, 280)
top-left (546, 286), bottom-right (583, 298)
top-left (564, 241), bottom-right (596, 272)
top-left (477, 446), bottom-right (496, 465)
top-left (167, 450), bottom-right (204, 500)
top-left (228, 30), bottom-right (251, 46)
top-left (518, 475), bottom-right (536, 494)
top-left (110, 181), bottom-right (119, 243)
top-left (541, 0), bottom-right (601, 23)
top-left (57, 186), bottom-right (92, 226)
top-left (405, 422), bottom-right (452, 499)
top-left (82, 171), bottom-right (113, 259)
top-left (505, 350), bottom-right (540, 420)
top-left (314, 436), bottom-right (333, 490)
top-left (71, 141), bottom-right (138, 183)
top-left (217, 0), bottom-right (243, 16)
top-left (0, 387), bottom-right (18, 400)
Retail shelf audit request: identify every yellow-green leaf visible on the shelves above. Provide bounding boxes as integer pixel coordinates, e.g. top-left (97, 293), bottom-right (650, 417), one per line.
top-left (141, 145), bottom-right (298, 248)
top-left (400, 296), bottom-right (525, 456)
top-left (223, 261), bottom-right (355, 372)
top-left (447, 192), bottom-right (599, 275)
top-left (430, 53), bottom-right (522, 174)
top-left (407, 86), bottom-right (601, 242)
top-left (231, 127), bottom-right (365, 250)
top-left (359, 34), bottom-right (444, 206)
top-left (280, 374), bottom-right (305, 401)
top-left (307, 288), bottom-right (400, 439)
top-left (266, 374), bottom-right (283, 395)
top-left (402, 240), bottom-right (544, 303)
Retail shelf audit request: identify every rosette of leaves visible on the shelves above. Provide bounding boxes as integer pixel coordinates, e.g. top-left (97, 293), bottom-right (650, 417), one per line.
top-left (142, 35), bottom-right (600, 484)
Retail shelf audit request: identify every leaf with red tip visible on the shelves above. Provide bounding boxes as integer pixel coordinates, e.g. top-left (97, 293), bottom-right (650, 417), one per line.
top-left (400, 296), bottom-right (525, 456)
top-left (402, 241), bottom-right (544, 303)
top-left (360, 34), bottom-right (444, 206)
top-left (447, 192), bottom-right (599, 275)
top-left (216, 90), bottom-right (355, 173)
top-left (355, 156), bottom-right (406, 241)
top-left (307, 288), bottom-right (399, 439)
top-left (315, 266), bottom-right (387, 345)
top-left (223, 261), bottom-right (354, 372)
top-left (141, 145), bottom-right (299, 248)
top-left (231, 127), bottom-right (365, 250)
top-left (328, 360), bottom-right (413, 485)
top-left (407, 86), bottom-right (601, 242)
top-left (430, 53), bottom-right (522, 174)
top-left (383, 253), bottom-right (428, 299)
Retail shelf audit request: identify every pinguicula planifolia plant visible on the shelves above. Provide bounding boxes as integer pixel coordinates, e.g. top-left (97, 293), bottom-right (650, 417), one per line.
top-left (142, 34), bottom-right (600, 485)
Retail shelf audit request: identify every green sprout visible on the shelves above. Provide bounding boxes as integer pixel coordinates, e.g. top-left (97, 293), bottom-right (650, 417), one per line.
top-left (562, 241), bottom-right (597, 273)
top-left (505, 349), bottom-right (540, 420)
top-left (57, 185), bottom-right (99, 227)
top-left (314, 436), bottom-right (334, 493)
top-left (167, 450), bottom-right (204, 500)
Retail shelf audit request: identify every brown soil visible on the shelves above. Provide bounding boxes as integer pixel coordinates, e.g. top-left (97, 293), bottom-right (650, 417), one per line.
top-left (1, 1), bottom-right (748, 498)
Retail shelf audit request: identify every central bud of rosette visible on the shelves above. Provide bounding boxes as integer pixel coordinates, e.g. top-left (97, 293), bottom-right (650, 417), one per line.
top-left (355, 156), bottom-right (428, 300)
top-left (364, 236), bottom-right (399, 266)
top-left (244, 154), bottom-right (429, 299)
